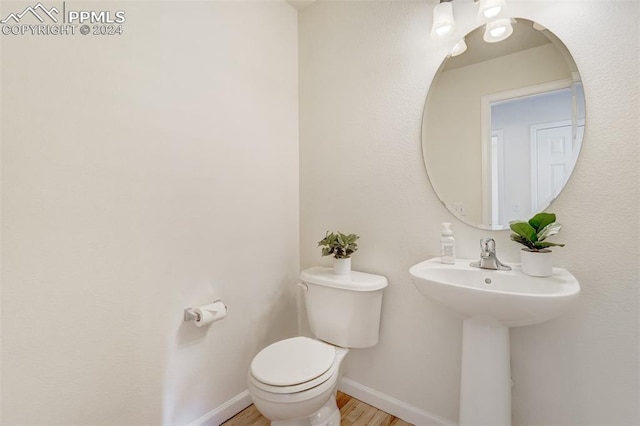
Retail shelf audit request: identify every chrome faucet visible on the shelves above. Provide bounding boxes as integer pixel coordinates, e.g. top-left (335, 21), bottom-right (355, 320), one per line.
top-left (470, 238), bottom-right (511, 271)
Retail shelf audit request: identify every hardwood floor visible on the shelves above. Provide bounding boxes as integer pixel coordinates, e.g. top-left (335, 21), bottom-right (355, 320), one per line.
top-left (222, 391), bottom-right (414, 426)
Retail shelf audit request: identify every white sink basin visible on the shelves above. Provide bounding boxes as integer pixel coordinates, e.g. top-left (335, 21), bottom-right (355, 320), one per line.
top-left (410, 257), bottom-right (580, 425)
top-left (409, 257), bottom-right (580, 327)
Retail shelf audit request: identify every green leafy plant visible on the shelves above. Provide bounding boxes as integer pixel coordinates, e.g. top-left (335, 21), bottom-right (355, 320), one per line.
top-left (317, 231), bottom-right (359, 259)
top-left (510, 212), bottom-right (565, 252)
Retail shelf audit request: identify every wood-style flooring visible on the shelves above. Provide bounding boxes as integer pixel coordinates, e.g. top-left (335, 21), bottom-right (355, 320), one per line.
top-left (222, 391), bottom-right (414, 426)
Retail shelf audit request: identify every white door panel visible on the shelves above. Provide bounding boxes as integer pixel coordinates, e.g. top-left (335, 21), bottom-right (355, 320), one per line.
top-left (531, 122), bottom-right (579, 211)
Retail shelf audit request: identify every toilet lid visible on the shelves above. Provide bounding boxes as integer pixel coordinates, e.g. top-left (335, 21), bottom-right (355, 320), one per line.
top-left (250, 337), bottom-right (335, 386)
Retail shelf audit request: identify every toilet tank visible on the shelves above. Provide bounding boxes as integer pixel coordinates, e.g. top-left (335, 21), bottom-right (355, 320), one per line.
top-left (300, 267), bottom-right (388, 348)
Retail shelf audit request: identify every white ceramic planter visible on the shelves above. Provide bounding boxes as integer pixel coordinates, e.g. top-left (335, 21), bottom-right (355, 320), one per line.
top-left (332, 257), bottom-right (351, 275)
top-left (520, 249), bottom-right (553, 277)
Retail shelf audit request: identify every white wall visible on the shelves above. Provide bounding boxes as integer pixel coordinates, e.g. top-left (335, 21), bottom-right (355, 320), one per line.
top-left (300, 1), bottom-right (639, 424)
top-left (1, 1), bottom-right (299, 424)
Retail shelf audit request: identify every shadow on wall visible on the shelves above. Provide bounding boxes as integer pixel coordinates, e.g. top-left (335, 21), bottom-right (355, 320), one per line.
top-left (160, 280), bottom-right (297, 425)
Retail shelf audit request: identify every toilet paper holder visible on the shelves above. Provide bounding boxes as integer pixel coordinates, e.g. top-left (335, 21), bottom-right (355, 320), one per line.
top-left (183, 307), bottom-right (200, 322)
top-left (184, 299), bottom-right (226, 323)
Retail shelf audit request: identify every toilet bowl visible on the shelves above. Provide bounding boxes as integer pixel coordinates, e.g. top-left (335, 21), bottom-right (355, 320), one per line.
top-left (247, 267), bottom-right (388, 425)
top-left (247, 336), bottom-right (348, 425)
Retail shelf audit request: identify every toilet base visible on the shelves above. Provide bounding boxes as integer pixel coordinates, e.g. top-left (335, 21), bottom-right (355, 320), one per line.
top-left (271, 396), bottom-right (340, 426)
top-left (248, 343), bottom-right (349, 426)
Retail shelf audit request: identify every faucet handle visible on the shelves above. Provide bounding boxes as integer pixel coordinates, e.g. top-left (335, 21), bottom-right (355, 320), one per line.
top-left (480, 238), bottom-right (496, 253)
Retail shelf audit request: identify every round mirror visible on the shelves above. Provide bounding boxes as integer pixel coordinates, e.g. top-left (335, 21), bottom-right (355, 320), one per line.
top-left (422, 19), bottom-right (585, 230)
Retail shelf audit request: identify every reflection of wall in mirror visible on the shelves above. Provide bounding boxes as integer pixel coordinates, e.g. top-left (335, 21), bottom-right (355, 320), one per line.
top-left (491, 89), bottom-right (578, 224)
top-left (425, 43), bottom-right (572, 225)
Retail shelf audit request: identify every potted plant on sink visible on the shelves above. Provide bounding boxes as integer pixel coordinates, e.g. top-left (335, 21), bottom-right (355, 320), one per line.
top-left (510, 212), bottom-right (564, 277)
top-left (317, 231), bottom-right (359, 275)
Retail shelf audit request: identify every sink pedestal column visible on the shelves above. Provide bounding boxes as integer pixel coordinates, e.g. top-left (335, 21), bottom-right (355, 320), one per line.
top-left (459, 316), bottom-right (511, 426)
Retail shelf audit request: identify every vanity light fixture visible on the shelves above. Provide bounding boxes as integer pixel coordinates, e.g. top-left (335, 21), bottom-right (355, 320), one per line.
top-left (430, 0), bottom-right (456, 39)
top-left (483, 17), bottom-right (514, 43)
top-left (430, 0), bottom-right (512, 46)
top-left (477, 0), bottom-right (506, 19)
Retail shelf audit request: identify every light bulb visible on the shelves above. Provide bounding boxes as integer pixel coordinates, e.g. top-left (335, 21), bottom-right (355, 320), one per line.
top-left (483, 6), bottom-right (502, 18)
top-left (483, 18), bottom-right (513, 43)
top-left (477, 0), bottom-right (506, 20)
top-left (436, 25), bottom-right (453, 37)
top-left (450, 39), bottom-right (467, 57)
top-left (490, 26), bottom-right (507, 38)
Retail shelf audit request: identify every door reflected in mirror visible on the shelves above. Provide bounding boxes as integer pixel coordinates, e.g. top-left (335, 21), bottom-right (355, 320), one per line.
top-left (422, 19), bottom-right (585, 230)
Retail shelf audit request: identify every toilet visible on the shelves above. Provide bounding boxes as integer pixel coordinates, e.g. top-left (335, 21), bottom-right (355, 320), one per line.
top-left (247, 266), bottom-right (388, 426)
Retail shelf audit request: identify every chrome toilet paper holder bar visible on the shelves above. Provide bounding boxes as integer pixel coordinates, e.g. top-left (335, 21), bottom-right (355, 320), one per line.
top-left (183, 299), bottom-right (224, 322)
top-left (183, 308), bottom-right (200, 322)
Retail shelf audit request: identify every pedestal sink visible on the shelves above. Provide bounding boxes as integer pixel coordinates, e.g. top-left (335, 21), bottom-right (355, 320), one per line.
top-left (409, 258), bottom-right (580, 426)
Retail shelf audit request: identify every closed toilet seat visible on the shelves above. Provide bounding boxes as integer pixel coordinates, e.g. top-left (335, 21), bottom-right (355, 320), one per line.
top-left (249, 337), bottom-right (338, 394)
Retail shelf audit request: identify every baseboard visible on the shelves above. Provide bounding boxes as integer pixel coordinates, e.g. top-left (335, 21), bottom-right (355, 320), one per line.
top-left (189, 379), bottom-right (455, 426)
top-left (338, 377), bottom-right (457, 426)
top-left (187, 390), bottom-right (252, 426)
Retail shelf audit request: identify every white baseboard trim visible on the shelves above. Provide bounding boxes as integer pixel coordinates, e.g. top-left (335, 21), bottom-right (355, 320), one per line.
top-left (338, 377), bottom-right (457, 426)
top-left (187, 390), bottom-right (252, 426)
top-left (188, 379), bottom-right (455, 426)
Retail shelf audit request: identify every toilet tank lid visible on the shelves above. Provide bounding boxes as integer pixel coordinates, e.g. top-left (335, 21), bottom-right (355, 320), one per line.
top-left (300, 267), bottom-right (388, 291)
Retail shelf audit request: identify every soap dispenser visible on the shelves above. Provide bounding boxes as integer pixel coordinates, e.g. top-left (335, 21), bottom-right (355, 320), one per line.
top-left (441, 222), bottom-right (456, 264)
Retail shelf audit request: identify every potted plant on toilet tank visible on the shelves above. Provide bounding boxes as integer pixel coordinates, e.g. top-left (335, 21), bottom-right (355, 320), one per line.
top-left (317, 231), bottom-right (359, 275)
top-left (510, 212), bottom-right (564, 277)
